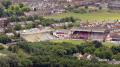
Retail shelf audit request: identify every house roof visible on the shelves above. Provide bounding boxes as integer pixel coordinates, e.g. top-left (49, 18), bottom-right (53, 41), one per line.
top-left (108, 1), bottom-right (120, 8)
top-left (0, 18), bottom-right (7, 21)
top-left (0, 28), bottom-right (4, 33)
top-left (71, 27), bottom-right (106, 33)
top-left (110, 33), bottom-right (120, 38)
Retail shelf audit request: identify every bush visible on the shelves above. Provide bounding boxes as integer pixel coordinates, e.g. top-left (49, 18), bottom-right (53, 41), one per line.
top-left (0, 35), bottom-right (11, 44)
top-left (0, 45), bottom-right (4, 50)
top-left (112, 53), bottom-right (120, 61)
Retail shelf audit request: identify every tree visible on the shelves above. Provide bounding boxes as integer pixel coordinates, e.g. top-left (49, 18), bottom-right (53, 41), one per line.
top-left (84, 47), bottom-right (95, 54)
top-left (14, 23), bottom-right (22, 30)
top-left (75, 45), bottom-right (85, 54)
top-left (7, 54), bottom-right (20, 67)
top-left (27, 16), bottom-right (34, 21)
top-left (25, 23), bottom-right (34, 29)
top-left (20, 59), bottom-right (33, 67)
top-left (70, 17), bottom-right (75, 22)
top-left (9, 15), bottom-right (19, 22)
top-left (60, 17), bottom-right (75, 22)
top-left (112, 53), bottom-right (120, 61)
top-left (0, 45), bottom-right (5, 50)
top-left (4, 8), bottom-right (13, 17)
top-left (2, 0), bottom-right (12, 9)
top-left (41, 19), bottom-right (55, 26)
top-left (15, 41), bottom-right (120, 67)
top-left (79, 8), bottom-right (87, 14)
top-left (0, 54), bottom-right (19, 67)
top-left (8, 45), bottom-right (19, 53)
top-left (68, 23), bottom-right (74, 28)
top-left (94, 48), bottom-right (113, 59)
top-left (0, 57), bottom-right (9, 67)
top-left (111, 46), bottom-right (120, 54)
top-left (0, 5), bottom-right (4, 17)
top-left (19, 3), bottom-right (24, 8)
top-left (99, 6), bottom-right (102, 10)
top-left (85, 5), bottom-right (88, 9)
top-left (0, 35), bottom-right (11, 44)
top-left (8, 4), bottom-right (24, 16)
top-left (92, 40), bottom-right (102, 48)
top-left (20, 16), bottom-right (27, 21)
top-left (21, 7), bottom-right (30, 12)
top-left (34, 20), bottom-right (41, 26)
top-left (12, 5), bottom-right (23, 16)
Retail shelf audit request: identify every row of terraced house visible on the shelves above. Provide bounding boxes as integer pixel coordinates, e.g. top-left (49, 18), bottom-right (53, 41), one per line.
top-left (0, 0), bottom-right (119, 16)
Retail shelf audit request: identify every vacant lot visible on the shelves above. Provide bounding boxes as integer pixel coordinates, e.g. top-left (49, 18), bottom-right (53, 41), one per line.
top-left (45, 11), bottom-right (120, 22)
top-left (21, 32), bottom-right (56, 42)
top-left (21, 33), bottom-right (43, 42)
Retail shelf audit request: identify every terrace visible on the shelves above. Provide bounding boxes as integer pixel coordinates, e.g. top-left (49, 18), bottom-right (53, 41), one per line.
top-left (22, 0), bottom-right (68, 16)
top-left (108, 1), bottom-right (120, 10)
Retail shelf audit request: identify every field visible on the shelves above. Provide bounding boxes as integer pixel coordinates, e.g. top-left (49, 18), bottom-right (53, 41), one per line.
top-left (51, 40), bottom-right (85, 45)
top-left (51, 40), bottom-right (117, 47)
top-left (103, 42), bottom-right (119, 48)
top-left (45, 11), bottom-right (120, 22)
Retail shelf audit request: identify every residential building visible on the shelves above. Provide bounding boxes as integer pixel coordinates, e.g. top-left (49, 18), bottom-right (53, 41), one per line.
top-left (108, 1), bottom-right (120, 10)
top-left (0, 18), bottom-right (9, 33)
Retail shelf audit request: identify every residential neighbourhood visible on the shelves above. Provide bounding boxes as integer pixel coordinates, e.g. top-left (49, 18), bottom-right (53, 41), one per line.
top-left (0, 0), bottom-right (120, 67)
top-left (3, 18), bottom-right (120, 43)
